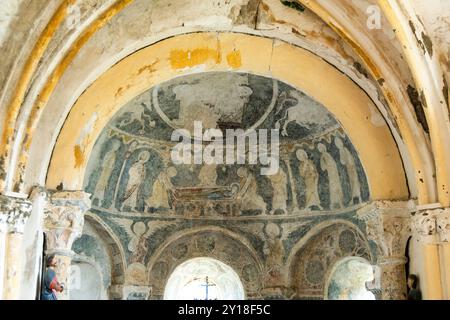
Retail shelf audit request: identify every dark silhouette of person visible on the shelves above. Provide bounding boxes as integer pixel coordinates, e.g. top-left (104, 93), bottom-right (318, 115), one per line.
top-left (41, 255), bottom-right (64, 300)
top-left (407, 274), bottom-right (422, 300)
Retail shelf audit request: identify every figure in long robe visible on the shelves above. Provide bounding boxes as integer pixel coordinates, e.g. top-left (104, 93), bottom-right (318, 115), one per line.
top-left (317, 143), bottom-right (343, 209)
top-left (237, 167), bottom-right (267, 212)
top-left (122, 151), bottom-right (150, 211)
top-left (335, 137), bottom-right (361, 204)
top-left (268, 168), bottom-right (288, 214)
top-left (94, 140), bottom-right (121, 204)
top-left (296, 149), bottom-right (323, 210)
top-left (145, 167), bottom-right (177, 210)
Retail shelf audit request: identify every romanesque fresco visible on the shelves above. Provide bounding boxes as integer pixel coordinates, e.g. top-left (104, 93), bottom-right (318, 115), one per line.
top-left (85, 72), bottom-right (369, 216)
top-left (80, 72), bottom-right (374, 299)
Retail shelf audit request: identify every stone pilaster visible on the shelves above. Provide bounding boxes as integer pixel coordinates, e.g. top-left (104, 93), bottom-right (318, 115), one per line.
top-left (412, 208), bottom-right (450, 299)
top-left (436, 209), bottom-right (450, 243)
top-left (0, 194), bottom-right (32, 299)
top-left (357, 201), bottom-right (412, 300)
top-left (43, 191), bottom-right (91, 300)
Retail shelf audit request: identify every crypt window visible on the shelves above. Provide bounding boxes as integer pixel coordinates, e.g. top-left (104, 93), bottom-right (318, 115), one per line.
top-left (325, 257), bottom-right (376, 300)
top-left (163, 257), bottom-right (245, 300)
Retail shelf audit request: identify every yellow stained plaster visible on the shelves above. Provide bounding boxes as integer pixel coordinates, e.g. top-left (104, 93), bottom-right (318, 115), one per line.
top-left (170, 48), bottom-right (222, 69)
top-left (298, 0), bottom-right (435, 204)
top-left (226, 50), bottom-right (242, 69)
top-left (12, 0), bottom-right (135, 190)
top-left (46, 32), bottom-right (408, 201)
top-left (0, 0), bottom-right (75, 190)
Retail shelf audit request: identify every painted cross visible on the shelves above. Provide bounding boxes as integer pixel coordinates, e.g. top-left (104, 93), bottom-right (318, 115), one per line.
top-left (200, 276), bottom-right (216, 300)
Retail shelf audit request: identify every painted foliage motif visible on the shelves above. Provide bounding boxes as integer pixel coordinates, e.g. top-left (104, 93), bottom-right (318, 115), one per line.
top-left (85, 72), bottom-right (369, 216)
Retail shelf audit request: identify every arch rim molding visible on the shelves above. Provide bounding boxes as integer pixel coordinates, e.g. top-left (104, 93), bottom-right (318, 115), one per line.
top-left (46, 32), bottom-right (408, 201)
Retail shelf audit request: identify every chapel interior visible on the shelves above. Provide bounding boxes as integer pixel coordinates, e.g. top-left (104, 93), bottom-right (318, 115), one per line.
top-left (0, 0), bottom-right (449, 300)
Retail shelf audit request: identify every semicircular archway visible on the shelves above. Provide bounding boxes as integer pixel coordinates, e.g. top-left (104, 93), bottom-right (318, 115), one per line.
top-left (163, 257), bottom-right (245, 300)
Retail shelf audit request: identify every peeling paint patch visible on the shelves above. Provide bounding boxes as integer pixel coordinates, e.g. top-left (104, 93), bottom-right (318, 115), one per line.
top-left (353, 62), bottom-right (369, 79)
top-left (409, 20), bottom-right (426, 55)
top-left (280, 0), bottom-right (305, 12)
top-left (407, 85), bottom-right (429, 133)
top-left (377, 78), bottom-right (385, 86)
top-left (443, 75), bottom-right (449, 108)
top-left (421, 32), bottom-right (433, 57)
top-left (231, 0), bottom-right (260, 27)
top-left (0, 155), bottom-right (5, 181)
top-left (74, 145), bottom-right (85, 168)
top-left (226, 50), bottom-right (242, 69)
top-left (169, 48), bottom-right (221, 69)
top-left (115, 84), bottom-right (131, 98)
top-left (137, 59), bottom-right (159, 75)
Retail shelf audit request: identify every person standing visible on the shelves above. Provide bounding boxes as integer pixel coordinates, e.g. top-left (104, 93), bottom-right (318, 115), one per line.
top-left (407, 274), bottom-right (422, 300)
top-left (41, 255), bottom-right (64, 300)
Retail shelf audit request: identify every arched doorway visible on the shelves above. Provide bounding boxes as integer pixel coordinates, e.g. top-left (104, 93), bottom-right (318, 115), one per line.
top-left (325, 257), bottom-right (376, 300)
top-left (163, 257), bottom-right (245, 300)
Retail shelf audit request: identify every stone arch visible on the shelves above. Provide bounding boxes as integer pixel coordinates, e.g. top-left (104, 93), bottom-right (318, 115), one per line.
top-left (288, 221), bottom-right (372, 299)
top-left (82, 214), bottom-right (127, 293)
top-left (146, 226), bottom-right (264, 299)
top-left (46, 33), bottom-right (408, 202)
top-left (323, 256), bottom-right (375, 300)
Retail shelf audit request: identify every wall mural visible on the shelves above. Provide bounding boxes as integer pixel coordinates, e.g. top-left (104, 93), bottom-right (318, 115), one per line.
top-left (81, 72), bottom-right (374, 299)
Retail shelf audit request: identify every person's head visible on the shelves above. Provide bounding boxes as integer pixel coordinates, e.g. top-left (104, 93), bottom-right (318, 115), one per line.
top-left (334, 136), bottom-right (343, 149)
top-left (317, 143), bottom-right (327, 153)
top-left (408, 274), bottom-right (419, 289)
top-left (296, 149), bottom-right (308, 161)
top-left (138, 150), bottom-right (151, 163)
top-left (46, 254), bottom-right (57, 268)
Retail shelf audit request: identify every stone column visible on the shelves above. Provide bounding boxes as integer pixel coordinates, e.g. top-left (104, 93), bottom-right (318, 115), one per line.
top-left (357, 201), bottom-right (412, 300)
top-left (0, 194), bottom-right (32, 299)
top-left (411, 209), bottom-right (444, 299)
top-left (43, 191), bottom-right (91, 300)
top-left (436, 210), bottom-right (450, 299)
top-left (0, 208), bottom-right (8, 299)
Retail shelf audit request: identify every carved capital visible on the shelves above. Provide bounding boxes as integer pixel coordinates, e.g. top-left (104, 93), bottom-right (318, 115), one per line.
top-left (357, 201), bottom-right (412, 259)
top-left (411, 207), bottom-right (450, 244)
top-left (436, 209), bottom-right (450, 243)
top-left (0, 194), bottom-right (32, 234)
top-left (43, 191), bottom-right (91, 252)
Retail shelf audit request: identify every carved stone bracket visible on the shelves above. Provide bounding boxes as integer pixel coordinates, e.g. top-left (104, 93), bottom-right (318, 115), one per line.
top-left (356, 201), bottom-right (413, 300)
top-left (412, 207), bottom-right (450, 244)
top-left (0, 194), bottom-right (32, 234)
top-left (356, 201), bottom-right (412, 259)
top-left (43, 191), bottom-right (91, 254)
top-left (436, 209), bottom-right (450, 243)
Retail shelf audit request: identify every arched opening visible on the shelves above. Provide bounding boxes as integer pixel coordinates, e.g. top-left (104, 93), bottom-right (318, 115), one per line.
top-left (325, 257), bottom-right (376, 300)
top-left (163, 257), bottom-right (245, 300)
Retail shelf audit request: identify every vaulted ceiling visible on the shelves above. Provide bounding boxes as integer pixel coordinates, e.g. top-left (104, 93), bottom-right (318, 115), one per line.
top-left (0, 0), bottom-right (448, 208)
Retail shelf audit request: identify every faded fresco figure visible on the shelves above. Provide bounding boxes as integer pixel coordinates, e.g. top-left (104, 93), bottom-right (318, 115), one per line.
top-left (128, 221), bottom-right (149, 264)
top-left (237, 167), bottom-right (267, 212)
top-left (145, 167), bottom-right (177, 210)
top-left (263, 223), bottom-right (285, 286)
top-left (317, 143), bottom-right (344, 209)
top-left (122, 150), bottom-right (150, 211)
top-left (94, 140), bottom-right (121, 205)
top-left (268, 168), bottom-right (288, 214)
top-left (198, 164), bottom-right (218, 187)
top-left (334, 136), bottom-right (361, 204)
top-left (296, 149), bottom-right (323, 210)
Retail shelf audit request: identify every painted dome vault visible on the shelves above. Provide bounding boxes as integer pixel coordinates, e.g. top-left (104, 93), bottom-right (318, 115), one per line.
top-left (84, 72), bottom-right (370, 217)
top-left (81, 71), bottom-right (372, 299)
